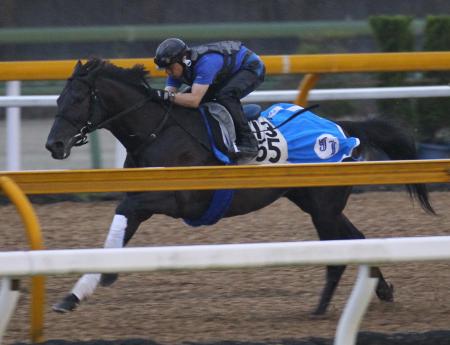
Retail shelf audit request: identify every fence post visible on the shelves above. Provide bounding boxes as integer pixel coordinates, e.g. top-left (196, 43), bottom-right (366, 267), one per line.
top-left (6, 81), bottom-right (21, 171)
top-left (0, 278), bottom-right (20, 344)
top-left (334, 265), bottom-right (378, 345)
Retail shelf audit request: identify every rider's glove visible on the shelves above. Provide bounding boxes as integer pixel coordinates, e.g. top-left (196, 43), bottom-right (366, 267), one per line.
top-left (150, 89), bottom-right (175, 104)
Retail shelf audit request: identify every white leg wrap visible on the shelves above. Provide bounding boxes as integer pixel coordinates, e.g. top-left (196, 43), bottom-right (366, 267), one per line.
top-left (70, 215), bottom-right (127, 301)
top-left (71, 273), bottom-right (100, 301)
top-left (104, 214), bottom-right (127, 248)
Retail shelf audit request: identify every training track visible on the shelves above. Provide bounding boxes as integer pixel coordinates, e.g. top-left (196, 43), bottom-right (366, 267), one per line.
top-left (1, 190), bottom-right (449, 344)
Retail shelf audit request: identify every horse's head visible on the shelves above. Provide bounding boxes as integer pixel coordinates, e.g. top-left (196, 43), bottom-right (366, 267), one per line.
top-left (46, 58), bottom-right (152, 160)
top-left (45, 59), bottom-right (106, 159)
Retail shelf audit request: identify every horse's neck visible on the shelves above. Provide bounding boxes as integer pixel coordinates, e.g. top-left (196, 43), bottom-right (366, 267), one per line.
top-left (108, 101), bottom-right (165, 152)
top-left (97, 78), bottom-right (162, 152)
top-left (113, 104), bottom-right (215, 166)
top-left (97, 77), bottom-right (215, 165)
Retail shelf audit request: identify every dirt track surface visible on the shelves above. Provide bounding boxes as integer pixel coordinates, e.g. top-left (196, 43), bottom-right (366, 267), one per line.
top-left (1, 190), bottom-right (449, 345)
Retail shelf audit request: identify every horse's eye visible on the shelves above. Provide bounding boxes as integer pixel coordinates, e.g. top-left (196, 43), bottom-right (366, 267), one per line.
top-left (72, 93), bottom-right (85, 103)
top-left (68, 81), bottom-right (89, 102)
top-left (70, 88), bottom-right (88, 103)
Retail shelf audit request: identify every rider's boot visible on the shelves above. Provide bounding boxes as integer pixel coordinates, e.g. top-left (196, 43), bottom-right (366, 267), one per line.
top-left (226, 102), bottom-right (258, 160)
top-left (235, 121), bottom-right (258, 160)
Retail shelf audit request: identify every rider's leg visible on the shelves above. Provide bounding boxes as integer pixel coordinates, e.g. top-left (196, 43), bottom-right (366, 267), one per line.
top-left (215, 70), bottom-right (263, 160)
top-left (217, 96), bottom-right (258, 159)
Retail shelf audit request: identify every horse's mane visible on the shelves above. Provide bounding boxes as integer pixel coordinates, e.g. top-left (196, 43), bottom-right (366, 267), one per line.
top-left (76, 58), bottom-right (150, 87)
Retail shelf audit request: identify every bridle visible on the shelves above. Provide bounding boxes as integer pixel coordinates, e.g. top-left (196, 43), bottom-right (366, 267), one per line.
top-left (57, 76), bottom-right (172, 148)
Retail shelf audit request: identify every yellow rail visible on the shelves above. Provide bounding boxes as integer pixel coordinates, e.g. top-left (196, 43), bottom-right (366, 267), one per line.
top-left (1, 52), bottom-right (450, 81)
top-left (0, 177), bottom-right (45, 343)
top-left (263, 52), bottom-right (450, 74)
top-left (1, 160), bottom-right (449, 195)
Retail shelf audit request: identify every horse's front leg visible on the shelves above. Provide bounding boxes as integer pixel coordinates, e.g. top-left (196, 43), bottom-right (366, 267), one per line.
top-left (99, 211), bottom-right (143, 286)
top-left (52, 193), bottom-right (156, 313)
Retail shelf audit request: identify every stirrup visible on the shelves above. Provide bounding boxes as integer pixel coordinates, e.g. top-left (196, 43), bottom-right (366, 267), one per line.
top-left (235, 144), bottom-right (258, 160)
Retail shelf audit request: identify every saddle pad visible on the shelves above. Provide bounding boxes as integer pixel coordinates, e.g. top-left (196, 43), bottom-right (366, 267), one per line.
top-left (257, 103), bottom-right (360, 163)
top-left (183, 106), bottom-right (234, 227)
top-left (184, 189), bottom-right (235, 227)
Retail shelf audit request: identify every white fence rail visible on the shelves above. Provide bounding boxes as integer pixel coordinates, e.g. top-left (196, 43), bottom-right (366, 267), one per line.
top-left (2, 237), bottom-right (449, 275)
top-left (1, 236), bottom-right (450, 345)
top-left (2, 84), bottom-right (450, 171)
top-left (244, 85), bottom-right (450, 102)
top-left (1, 85), bottom-right (450, 107)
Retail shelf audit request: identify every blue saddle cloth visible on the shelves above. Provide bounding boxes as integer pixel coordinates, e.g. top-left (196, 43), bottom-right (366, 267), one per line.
top-left (261, 103), bottom-right (360, 163)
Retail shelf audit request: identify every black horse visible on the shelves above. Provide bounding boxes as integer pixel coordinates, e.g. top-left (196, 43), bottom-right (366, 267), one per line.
top-left (46, 58), bottom-right (434, 315)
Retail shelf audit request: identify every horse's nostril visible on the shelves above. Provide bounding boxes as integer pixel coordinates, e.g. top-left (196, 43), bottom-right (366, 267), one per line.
top-left (46, 140), bottom-right (65, 155)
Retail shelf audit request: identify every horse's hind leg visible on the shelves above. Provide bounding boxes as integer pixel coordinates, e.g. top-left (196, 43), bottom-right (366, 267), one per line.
top-left (327, 215), bottom-right (394, 304)
top-left (286, 187), bottom-right (393, 316)
top-left (311, 214), bottom-right (393, 315)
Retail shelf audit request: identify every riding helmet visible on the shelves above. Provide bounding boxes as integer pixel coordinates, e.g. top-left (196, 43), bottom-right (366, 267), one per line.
top-left (154, 38), bottom-right (188, 68)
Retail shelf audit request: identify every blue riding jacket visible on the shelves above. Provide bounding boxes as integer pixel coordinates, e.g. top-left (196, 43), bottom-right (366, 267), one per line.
top-left (166, 41), bottom-right (264, 89)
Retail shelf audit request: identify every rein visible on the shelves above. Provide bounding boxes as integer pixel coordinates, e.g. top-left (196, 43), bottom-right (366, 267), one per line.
top-left (62, 78), bottom-right (172, 148)
top-left (94, 96), bottom-right (153, 130)
top-left (129, 102), bottom-right (173, 156)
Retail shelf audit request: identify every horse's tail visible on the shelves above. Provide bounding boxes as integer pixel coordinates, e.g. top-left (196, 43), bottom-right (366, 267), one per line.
top-left (338, 119), bottom-right (435, 215)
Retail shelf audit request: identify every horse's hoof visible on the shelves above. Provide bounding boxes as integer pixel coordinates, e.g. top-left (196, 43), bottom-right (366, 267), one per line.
top-left (52, 293), bottom-right (80, 313)
top-left (309, 311), bottom-right (328, 320)
top-left (309, 305), bottom-right (332, 319)
top-left (376, 282), bottom-right (394, 302)
top-left (100, 273), bottom-right (118, 287)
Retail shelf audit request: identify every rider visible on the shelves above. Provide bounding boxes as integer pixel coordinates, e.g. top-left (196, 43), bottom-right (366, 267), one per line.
top-left (151, 38), bottom-right (265, 160)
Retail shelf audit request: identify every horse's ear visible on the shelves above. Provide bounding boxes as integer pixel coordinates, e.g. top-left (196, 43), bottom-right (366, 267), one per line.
top-left (85, 58), bottom-right (104, 74)
top-left (74, 60), bottom-right (83, 73)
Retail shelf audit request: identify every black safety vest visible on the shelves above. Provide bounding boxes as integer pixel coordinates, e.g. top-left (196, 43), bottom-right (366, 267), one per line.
top-left (181, 41), bottom-right (243, 86)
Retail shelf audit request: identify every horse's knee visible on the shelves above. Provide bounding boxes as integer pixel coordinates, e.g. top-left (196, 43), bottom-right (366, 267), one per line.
top-left (115, 197), bottom-right (136, 218)
top-left (114, 197), bottom-right (150, 245)
top-left (116, 195), bottom-right (154, 223)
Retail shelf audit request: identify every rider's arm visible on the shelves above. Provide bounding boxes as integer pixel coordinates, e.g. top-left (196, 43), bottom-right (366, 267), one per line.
top-left (171, 54), bottom-right (223, 108)
top-left (171, 83), bottom-right (209, 108)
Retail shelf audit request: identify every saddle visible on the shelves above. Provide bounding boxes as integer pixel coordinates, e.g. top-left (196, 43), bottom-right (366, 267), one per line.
top-left (200, 102), bottom-right (261, 162)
